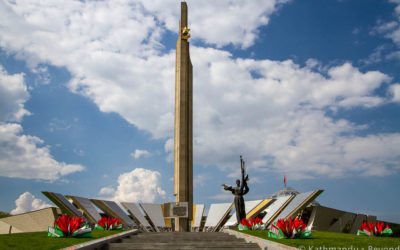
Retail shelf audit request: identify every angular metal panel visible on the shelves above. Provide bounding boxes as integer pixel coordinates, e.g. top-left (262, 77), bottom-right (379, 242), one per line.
top-left (272, 190), bottom-right (323, 224)
top-left (90, 199), bottom-right (136, 228)
top-left (139, 203), bottom-right (167, 231)
top-left (67, 195), bottom-right (102, 224)
top-left (121, 202), bottom-right (153, 232)
top-left (204, 203), bottom-right (233, 230)
top-left (192, 204), bottom-right (204, 229)
top-left (262, 195), bottom-right (294, 226)
top-left (42, 191), bottom-right (86, 221)
top-left (246, 199), bottom-right (275, 219)
top-left (224, 200), bottom-right (263, 227)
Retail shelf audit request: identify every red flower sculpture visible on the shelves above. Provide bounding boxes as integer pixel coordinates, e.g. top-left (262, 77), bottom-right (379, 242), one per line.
top-left (96, 216), bottom-right (122, 230)
top-left (238, 217), bottom-right (263, 230)
top-left (54, 214), bottom-right (85, 236)
top-left (249, 217), bottom-right (263, 227)
top-left (269, 217), bottom-right (311, 239)
top-left (240, 218), bottom-right (252, 228)
top-left (357, 221), bottom-right (393, 237)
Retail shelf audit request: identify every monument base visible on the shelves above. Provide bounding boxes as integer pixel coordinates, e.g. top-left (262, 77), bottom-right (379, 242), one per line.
top-left (175, 217), bottom-right (190, 232)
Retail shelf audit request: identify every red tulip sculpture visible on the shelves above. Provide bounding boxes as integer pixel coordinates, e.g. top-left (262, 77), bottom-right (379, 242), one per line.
top-left (357, 221), bottom-right (393, 237)
top-left (268, 218), bottom-right (312, 239)
top-left (95, 216), bottom-right (123, 230)
top-left (250, 217), bottom-right (264, 230)
top-left (238, 218), bottom-right (252, 230)
top-left (238, 217), bottom-right (264, 230)
top-left (47, 214), bottom-right (91, 237)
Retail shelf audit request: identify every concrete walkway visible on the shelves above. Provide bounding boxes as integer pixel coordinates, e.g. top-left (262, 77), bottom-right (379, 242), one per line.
top-left (109, 232), bottom-right (261, 249)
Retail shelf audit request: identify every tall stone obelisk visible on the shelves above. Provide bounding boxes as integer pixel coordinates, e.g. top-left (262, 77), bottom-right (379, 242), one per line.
top-left (174, 2), bottom-right (193, 232)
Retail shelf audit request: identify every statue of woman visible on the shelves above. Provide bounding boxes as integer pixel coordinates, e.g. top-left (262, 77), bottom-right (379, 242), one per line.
top-left (222, 156), bottom-right (249, 224)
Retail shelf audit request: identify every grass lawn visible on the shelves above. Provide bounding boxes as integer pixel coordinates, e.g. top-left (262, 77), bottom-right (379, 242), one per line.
top-left (235, 229), bottom-right (400, 249)
top-left (0, 230), bottom-right (124, 250)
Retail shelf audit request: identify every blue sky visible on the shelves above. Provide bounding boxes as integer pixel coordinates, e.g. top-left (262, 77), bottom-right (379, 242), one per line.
top-left (1, 0), bottom-right (400, 223)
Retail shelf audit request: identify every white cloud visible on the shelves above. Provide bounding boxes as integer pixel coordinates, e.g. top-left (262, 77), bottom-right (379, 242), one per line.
top-left (194, 174), bottom-right (208, 188)
top-left (0, 0), bottom-right (399, 181)
top-left (266, 113), bottom-right (400, 178)
top-left (342, 134), bottom-right (400, 176)
top-left (182, 50), bottom-right (396, 178)
top-left (0, 0), bottom-right (290, 67)
top-left (372, 1), bottom-right (400, 61)
top-left (211, 191), bottom-right (234, 202)
top-left (386, 50), bottom-right (400, 61)
top-left (374, 14), bottom-right (400, 47)
top-left (0, 123), bottom-right (85, 181)
top-left (10, 192), bottom-right (51, 215)
top-left (99, 168), bottom-right (166, 203)
top-left (141, 0), bottom-right (291, 48)
top-left (99, 187), bottom-right (115, 197)
top-left (0, 65), bottom-right (30, 122)
top-left (390, 84), bottom-right (400, 102)
top-left (131, 149), bottom-right (151, 159)
top-left (0, 65), bottom-right (85, 181)
top-left (360, 45), bottom-right (388, 65)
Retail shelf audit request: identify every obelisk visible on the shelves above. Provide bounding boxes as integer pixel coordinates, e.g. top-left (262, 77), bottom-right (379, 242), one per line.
top-left (173, 2), bottom-right (193, 232)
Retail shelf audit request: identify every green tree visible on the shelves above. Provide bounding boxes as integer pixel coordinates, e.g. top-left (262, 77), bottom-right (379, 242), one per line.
top-left (0, 211), bottom-right (10, 219)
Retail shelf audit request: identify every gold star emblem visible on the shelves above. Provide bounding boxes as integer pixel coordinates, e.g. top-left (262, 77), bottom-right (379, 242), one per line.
top-left (182, 27), bottom-right (190, 40)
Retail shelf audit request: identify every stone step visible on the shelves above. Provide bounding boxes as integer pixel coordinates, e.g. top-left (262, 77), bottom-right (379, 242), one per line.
top-left (128, 237), bottom-right (240, 240)
top-left (114, 242), bottom-right (257, 246)
top-left (108, 232), bottom-right (261, 250)
top-left (111, 247), bottom-right (260, 250)
top-left (122, 239), bottom-right (245, 243)
top-left (133, 233), bottom-right (233, 236)
top-left (127, 236), bottom-right (241, 240)
top-left (132, 234), bottom-right (236, 237)
top-left (134, 232), bottom-right (230, 236)
top-left (109, 242), bottom-right (260, 250)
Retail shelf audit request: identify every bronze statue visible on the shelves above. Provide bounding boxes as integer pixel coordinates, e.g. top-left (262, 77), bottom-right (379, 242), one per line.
top-left (222, 156), bottom-right (249, 224)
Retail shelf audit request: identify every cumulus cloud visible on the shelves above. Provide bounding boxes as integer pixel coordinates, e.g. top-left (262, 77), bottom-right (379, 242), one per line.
top-left (141, 0), bottom-right (291, 48)
top-left (386, 0), bottom-right (400, 45)
top-left (372, 0), bottom-right (400, 61)
top-left (0, 66), bottom-right (85, 181)
top-left (0, 0), bottom-right (290, 138)
top-left (390, 84), bottom-right (400, 102)
top-left (99, 168), bottom-right (166, 203)
top-left (131, 149), bottom-right (151, 159)
top-left (99, 187), bottom-right (116, 197)
top-left (0, 123), bottom-right (85, 180)
top-left (10, 192), bottom-right (51, 215)
top-left (179, 49), bottom-right (397, 178)
top-left (0, 0), bottom-right (399, 180)
top-left (0, 65), bottom-right (30, 122)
